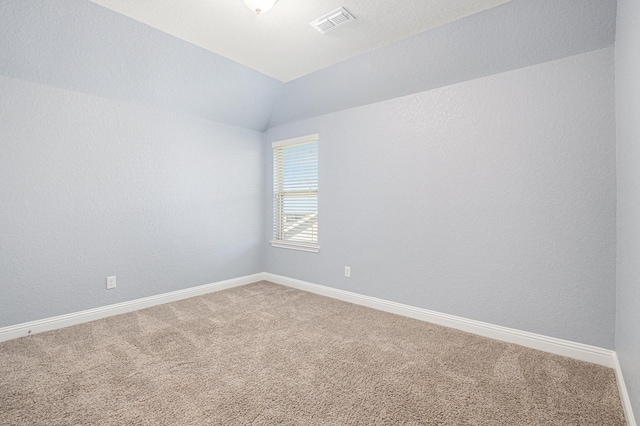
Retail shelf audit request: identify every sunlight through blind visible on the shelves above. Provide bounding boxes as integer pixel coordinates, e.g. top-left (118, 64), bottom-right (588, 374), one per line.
top-left (272, 134), bottom-right (319, 252)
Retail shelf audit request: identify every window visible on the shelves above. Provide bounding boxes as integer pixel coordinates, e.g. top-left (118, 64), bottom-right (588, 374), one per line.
top-left (271, 134), bottom-right (319, 252)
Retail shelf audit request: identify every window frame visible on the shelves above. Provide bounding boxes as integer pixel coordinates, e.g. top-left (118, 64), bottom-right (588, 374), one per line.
top-left (270, 134), bottom-right (319, 253)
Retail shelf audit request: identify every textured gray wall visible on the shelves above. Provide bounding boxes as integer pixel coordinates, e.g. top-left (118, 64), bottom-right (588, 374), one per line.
top-left (0, 76), bottom-right (264, 327)
top-left (264, 48), bottom-right (616, 349)
top-left (269, 0), bottom-right (616, 127)
top-left (615, 0), bottom-right (640, 417)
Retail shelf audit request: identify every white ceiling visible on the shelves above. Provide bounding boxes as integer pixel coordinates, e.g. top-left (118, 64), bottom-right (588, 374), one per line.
top-left (89, 0), bottom-right (511, 82)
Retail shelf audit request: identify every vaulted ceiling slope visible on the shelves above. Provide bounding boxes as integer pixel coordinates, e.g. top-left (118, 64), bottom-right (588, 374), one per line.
top-left (0, 0), bottom-right (616, 132)
top-left (0, 0), bottom-right (283, 131)
top-left (87, 0), bottom-right (512, 82)
top-left (270, 0), bottom-right (617, 127)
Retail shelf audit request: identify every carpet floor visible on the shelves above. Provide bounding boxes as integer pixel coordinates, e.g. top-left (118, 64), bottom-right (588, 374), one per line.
top-left (0, 281), bottom-right (627, 425)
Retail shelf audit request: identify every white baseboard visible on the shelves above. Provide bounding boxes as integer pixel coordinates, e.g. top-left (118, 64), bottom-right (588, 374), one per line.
top-left (267, 273), bottom-right (640, 424)
top-left (264, 273), bottom-right (615, 367)
top-left (0, 273), bottom-right (263, 343)
top-left (1, 271), bottom-right (635, 425)
top-left (613, 353), bottom-right (638, 426)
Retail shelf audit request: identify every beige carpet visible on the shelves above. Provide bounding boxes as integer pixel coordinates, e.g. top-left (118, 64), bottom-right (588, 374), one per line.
top-left (0, 281), bottom-right (626, 425)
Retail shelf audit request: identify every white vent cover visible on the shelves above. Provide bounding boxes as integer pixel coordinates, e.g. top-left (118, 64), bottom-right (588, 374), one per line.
top-left (310, 7), bottom-right (355, 34)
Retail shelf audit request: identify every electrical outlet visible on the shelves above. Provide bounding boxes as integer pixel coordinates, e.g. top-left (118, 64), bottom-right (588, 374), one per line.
top-left (106, 276), bottom-right (116, 289)
top-left (345, 266), bottom-right (351, 278)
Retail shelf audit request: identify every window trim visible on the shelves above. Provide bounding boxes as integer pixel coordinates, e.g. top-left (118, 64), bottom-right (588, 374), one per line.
top-left (270, 133), bottom-right (319, 253)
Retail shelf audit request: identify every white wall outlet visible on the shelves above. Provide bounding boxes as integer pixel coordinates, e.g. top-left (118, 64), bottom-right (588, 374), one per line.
top-left (345, 266), bottom-right (351, 278)
top-left (106, 276), bottom-right (116, 289)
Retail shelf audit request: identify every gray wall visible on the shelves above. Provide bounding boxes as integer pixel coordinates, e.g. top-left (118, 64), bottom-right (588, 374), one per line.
top-left (264, 48), bottom-right (616, 349)
top-left (0, 75), bottom-right (264, 327)
top-left (615, 0), bottom-right (640, 417)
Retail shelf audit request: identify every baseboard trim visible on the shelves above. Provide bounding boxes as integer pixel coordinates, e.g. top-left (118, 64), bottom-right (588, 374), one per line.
top-left (267, 274), bottom-right (640, 424)
top-left (1, 272), bottom-right (634, 425)
top-left (0, 273), bottom-right (263, 343)
top-left (613, 353), bottom-right (638, 426)
top-left (264, 273), bottom-right (615, 368)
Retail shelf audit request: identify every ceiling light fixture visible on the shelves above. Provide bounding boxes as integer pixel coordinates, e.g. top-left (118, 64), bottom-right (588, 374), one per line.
top-left (244, 0), bottom-right (278, 14)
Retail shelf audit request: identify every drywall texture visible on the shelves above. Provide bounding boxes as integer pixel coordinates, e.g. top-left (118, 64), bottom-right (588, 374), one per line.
top-left (0, 0), bottom-right (282, 131)
top-left (0, 75), bottom-right (264, 327)
top-left (269, 0), bottom-right (616, 127)
top-left (264, 48), bottom-right (616, 349)
top-left (615, 0), bottom-right (640, 418)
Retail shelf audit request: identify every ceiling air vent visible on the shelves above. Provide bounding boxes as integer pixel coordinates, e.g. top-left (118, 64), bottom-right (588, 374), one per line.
top-left (310, 7), bottom-right (355, 34)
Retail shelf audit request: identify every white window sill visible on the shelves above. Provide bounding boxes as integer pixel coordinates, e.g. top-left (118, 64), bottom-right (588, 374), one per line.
top-left (270, 241), bottom-right (319, 253)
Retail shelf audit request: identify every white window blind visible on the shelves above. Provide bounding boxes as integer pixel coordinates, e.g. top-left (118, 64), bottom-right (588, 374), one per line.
top-left (271, 134), bottom-right (319, 252)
